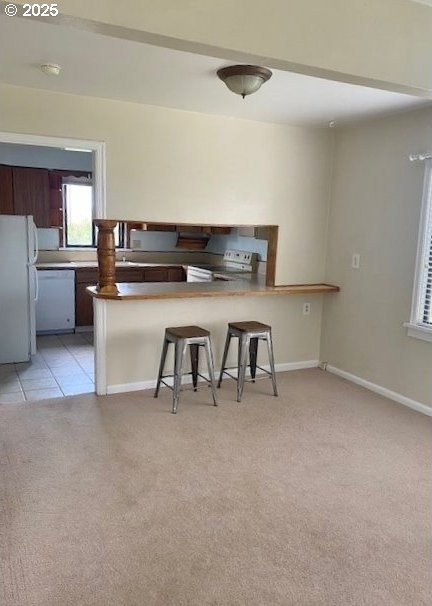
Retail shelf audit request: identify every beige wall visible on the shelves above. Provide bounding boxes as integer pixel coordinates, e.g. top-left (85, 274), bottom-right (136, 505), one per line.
top-left (3, 83), bottom-right (431, 406)
top-left (0, 83), bottom-right (334, 384)
top-left (105, 295), bottom-right (322, 389)
top-left (14, 0), bottom-right (432, 93)
top-left (321, 107), bottom-right (432, 408)
top-left (0, 83), bottom-right (333, 285)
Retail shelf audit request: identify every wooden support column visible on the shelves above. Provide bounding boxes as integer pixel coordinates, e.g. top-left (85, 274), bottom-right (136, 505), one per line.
top-left (94, 219), bottom-right (118, 294)
top-left (266, 226), bottom-right (278, 287)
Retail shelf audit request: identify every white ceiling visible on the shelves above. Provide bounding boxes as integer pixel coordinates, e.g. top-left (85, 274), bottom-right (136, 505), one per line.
top-left (0, 16), bottom-right (429, 127)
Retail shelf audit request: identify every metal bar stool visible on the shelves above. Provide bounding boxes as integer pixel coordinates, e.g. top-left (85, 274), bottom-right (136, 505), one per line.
top-left (154, 325), bottom-right (218, 414)
top-left (217, 321), bottom-right (278, 402)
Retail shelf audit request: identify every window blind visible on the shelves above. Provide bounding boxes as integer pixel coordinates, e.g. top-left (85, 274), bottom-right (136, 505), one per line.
top-left (415, 159), bottom-right (432, 327)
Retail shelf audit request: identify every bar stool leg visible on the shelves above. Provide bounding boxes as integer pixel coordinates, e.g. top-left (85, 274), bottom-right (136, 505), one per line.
top-left (204, 337), bottom-right (218, 406)
top-left (154, 338), bottom-right (169, 398)
top-left (249, 337), bottom-right (258, 382)
top-left (217, 331), bottom-right (232, 387)
top-left (172, 340), bottom-right (186, 414)
top-left (190, 343), bottom-right (199, 392)
top-left (266, 330), bottom-right (278, 397)
top-left (237, 334), bottom-right (250, 402)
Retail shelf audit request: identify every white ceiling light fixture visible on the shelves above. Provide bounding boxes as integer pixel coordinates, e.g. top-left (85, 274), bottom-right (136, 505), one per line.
top-left (217, 65), bottom-right (272, 99)
top-left (40, 63), bottom-right (61, 76)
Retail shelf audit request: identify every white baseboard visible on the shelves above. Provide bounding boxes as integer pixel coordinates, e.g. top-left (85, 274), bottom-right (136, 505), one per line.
top-left (106, 360), bottom-right (319, 395)
top-left (75, 326), bottom-right (93, 333)
top-left (326, 365), bottom-right (432, 417)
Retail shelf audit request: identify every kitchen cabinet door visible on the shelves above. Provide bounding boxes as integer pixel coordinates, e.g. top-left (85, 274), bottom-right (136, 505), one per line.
top-left (209, 226), bottom-right (232, 235)
top-left (75, 268), bottom-right (146, 326)
top-left (76, 282), bottom-right (94, 326)
top-left (75, 269), bottom-right (98, 326)
top-left (0, 165), bottom-right (14, 214)
top-left (176, 225), bottom-right (203, 233)
top-left (167, 267), bottom-right (186, 282)
top-left (12, 167), bottom-right (51, 227)
top-left (145, 223), bottom-right (176, 231)
top-left (116, 269), bottom-right (146, 283)
top-left (48, 172), bottom-right (63, 228)
top-left (142, 268), bottom-right (169, 282)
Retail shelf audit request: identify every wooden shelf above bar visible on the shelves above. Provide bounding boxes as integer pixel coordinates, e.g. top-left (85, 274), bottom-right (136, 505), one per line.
top-left (87, 281), bottom-right (339, 301)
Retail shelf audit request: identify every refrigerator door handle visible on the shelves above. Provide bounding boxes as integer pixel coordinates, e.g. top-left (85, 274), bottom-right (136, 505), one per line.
top-left (30, 221), bottom-right (39, 265)
top-left (32, 266), bottom-right (39, 302)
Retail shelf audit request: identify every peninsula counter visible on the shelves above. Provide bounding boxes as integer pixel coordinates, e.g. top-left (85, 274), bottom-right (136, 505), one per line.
top-left (89, 280), bottom-right (339, 396)
top-left (87, 280), bottom-right (339, 301)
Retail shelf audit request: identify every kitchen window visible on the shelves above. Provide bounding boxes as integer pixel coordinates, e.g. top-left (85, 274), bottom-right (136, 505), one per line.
top-left (405, 158), bottom-right (432, 341)
top-left (63, 180), bottom-right (125, 248)
top-left (64, 182), bottom-right (94, 247)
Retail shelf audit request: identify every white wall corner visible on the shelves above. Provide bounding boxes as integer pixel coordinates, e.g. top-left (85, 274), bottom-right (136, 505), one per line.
top-left (325, 364), bottom-right (432, 416)
top-left (94, 299), bottom-right (107, 395)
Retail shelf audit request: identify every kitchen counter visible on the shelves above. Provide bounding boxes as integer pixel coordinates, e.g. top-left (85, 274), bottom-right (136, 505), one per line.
top-left (35, 261), bottom-right (256, 281)
top-left (87, 279), bottom-right (339, 301)
top-left (37, 262), bottom-right (340, 300)
top-left (36, 261), bottom-right (187, 269)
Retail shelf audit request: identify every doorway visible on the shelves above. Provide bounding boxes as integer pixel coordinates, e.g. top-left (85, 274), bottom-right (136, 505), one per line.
top-left (0, 132), bottom-right (106, 403)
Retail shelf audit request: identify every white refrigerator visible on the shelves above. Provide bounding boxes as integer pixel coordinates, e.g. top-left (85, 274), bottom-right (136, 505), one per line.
top-left (0, 215), bottom-right (38, 363)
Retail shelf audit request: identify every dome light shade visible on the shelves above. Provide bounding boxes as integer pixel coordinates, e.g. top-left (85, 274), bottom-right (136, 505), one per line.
top-left (217, 65), bottom-right (272, 98)
top-left (41, 63), bottom-right (61, 76)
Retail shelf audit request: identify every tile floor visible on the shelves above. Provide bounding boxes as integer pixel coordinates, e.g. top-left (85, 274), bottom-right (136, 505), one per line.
top-left (0, 332), bottom-right (94, 403)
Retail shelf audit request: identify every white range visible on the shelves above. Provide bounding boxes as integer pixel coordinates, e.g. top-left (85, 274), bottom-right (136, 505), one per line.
top-left (186, 250), bottom-right (257, 282)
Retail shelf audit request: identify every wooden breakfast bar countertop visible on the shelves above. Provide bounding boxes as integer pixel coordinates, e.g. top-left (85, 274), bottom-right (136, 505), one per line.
top-left (87, 280), bottom-right (340, 301)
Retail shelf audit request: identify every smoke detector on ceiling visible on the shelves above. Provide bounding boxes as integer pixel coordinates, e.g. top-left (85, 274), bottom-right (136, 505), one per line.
top-left (40, 63), bottom-right (61, 76)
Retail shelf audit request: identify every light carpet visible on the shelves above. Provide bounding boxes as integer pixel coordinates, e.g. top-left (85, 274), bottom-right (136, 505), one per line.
top-left (1, 369), bottom-right (431, 605)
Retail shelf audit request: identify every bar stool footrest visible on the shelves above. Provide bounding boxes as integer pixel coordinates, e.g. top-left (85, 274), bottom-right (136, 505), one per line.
top-left (220, 364), bottom-right (274, 380)
top-left (160, 371), bottom-right (214, 391)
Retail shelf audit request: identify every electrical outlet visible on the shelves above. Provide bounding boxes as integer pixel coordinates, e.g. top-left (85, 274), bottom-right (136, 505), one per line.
top-left (303, 302), bottom-right (311, 315)
top-left (352, 253), bottom-right (360, 269)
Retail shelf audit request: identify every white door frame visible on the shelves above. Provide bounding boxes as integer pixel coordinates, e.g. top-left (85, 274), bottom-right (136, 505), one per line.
top-left (0, 131), bottom-right (107, 394)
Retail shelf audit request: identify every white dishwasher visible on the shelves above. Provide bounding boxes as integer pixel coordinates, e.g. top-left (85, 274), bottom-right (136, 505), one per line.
top-left (36, 270), bottom-right (76, 334)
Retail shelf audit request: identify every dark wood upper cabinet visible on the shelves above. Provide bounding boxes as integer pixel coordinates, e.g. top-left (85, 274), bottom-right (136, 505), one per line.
top-left (145, 223), bottom-right (177, 232)
top-left (144, 223), bottom-right (232, 236)
top-left (176, 225), bottom-right (204, 233)
top-left (12, 167), bottom-right (51, 227)
top-left (209, 226), bottom-right (231, 235)
top-left (0, 165), bottom-right (14, 214)
top-left (48, 171), bottom-right (63, 228)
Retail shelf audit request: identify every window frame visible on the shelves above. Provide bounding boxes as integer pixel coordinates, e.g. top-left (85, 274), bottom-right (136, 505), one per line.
top-left (63, 178), bottom-right (95, 248)
top-left (62, 177), bottom-right (126, 249)
top-left (405, 158), bottom-right (432, 342)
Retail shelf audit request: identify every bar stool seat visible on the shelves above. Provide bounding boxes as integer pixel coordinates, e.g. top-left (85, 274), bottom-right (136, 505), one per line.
top-left (218, 321), bottom-right (278, 402)
top-left (228, 321), bottom-right (271, 333)
top-left (154, 325), bottom-right (217, 414)
top-left (166, 325), bottom-right (210, 339)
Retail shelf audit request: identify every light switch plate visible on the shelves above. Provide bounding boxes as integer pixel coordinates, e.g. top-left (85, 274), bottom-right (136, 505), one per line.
top-left (352, 254), bottom-right (360, 269)
top-left (303, 302), bottom-right (311, 315)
